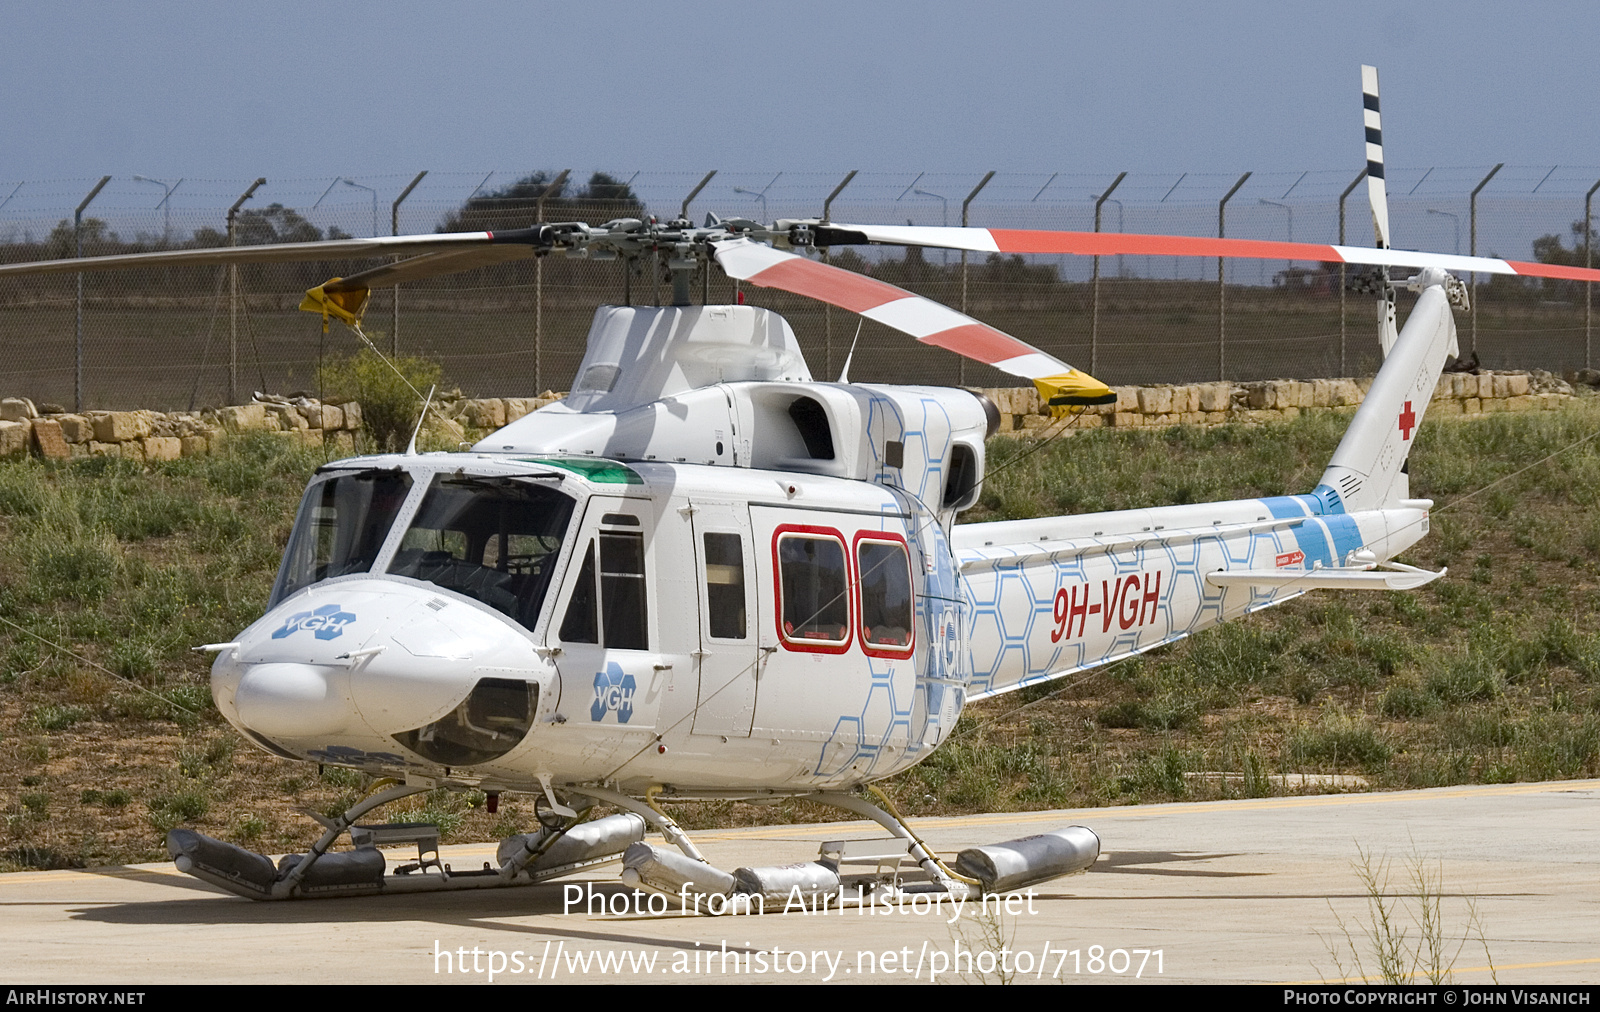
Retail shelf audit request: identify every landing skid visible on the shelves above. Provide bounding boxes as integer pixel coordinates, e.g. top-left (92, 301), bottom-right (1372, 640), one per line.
top-left (166, 782), bottom-right (1100, 904)
top-left (620, 788), bottom-right (1100, 912)
top-left (167, 781), bottom-right (645, 900)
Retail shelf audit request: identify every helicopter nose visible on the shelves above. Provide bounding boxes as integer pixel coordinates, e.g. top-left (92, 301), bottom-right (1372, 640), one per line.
top-left (233, 662), bottom-right (354, 739)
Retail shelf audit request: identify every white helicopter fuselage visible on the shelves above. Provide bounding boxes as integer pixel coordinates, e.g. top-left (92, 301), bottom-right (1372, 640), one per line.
top-left (212, 289), bottom-right (1450, 801)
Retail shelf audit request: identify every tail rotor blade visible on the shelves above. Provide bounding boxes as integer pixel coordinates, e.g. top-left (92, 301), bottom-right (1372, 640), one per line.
top-left (1362, 64), bottom-right (1400, 357)
top-left (1362, 65), bottom-right (1392, 251)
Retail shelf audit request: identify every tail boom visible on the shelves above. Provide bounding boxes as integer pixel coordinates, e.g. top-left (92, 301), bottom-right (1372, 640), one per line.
top-left (955, 495), bottom-right (1430, 700)
top-left (955, 271), bottom-right (1457, 699)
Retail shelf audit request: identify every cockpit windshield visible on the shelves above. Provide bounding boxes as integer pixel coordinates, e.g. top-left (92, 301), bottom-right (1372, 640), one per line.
top-left (272, 469), bottom-right (413, 605)
top-left (387, 474), bottom-right (575, 629)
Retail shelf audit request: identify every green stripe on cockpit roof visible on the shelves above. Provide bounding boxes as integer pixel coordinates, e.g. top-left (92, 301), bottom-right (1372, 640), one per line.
top-left (515, 457), bottom-right (643, 485)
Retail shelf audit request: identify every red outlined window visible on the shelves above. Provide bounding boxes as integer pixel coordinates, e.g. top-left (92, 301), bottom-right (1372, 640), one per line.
top-left (773, 525), bottom-right (852, 654)
top-left (854, 532), bottom-right (915, 658)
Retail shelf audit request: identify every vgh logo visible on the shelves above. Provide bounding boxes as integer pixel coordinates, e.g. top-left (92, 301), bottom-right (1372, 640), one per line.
top-left (590, 662), bottom-right (637, 723)
top-left (271, 603), bottom-right (357, 641)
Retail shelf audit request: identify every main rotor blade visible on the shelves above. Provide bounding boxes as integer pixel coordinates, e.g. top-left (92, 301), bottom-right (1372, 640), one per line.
top-left (818, 223), bottom-right (1600, 284)
top-left (713, 238), bottom-right (1114, 406)
top-left (0, 227), bottom-right (553, 281)
top-left (323, 244), bottom-right (538, 292)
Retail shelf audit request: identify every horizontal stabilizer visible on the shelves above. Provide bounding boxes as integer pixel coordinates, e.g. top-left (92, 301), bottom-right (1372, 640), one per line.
top-left (1206, 563), bottom-right (1444, 592)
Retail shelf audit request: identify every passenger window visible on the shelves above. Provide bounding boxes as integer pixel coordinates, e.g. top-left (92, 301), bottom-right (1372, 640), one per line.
top-left (703, 533), bottom-right (746, 639)
top-left (858, 539), bottom-right (913, 653)
top-left (777, 533), bottom-right (849, 647)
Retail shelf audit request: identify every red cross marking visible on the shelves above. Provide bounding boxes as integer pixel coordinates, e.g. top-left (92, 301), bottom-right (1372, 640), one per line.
top-left (1398, 400), bottom-right (1417, 440)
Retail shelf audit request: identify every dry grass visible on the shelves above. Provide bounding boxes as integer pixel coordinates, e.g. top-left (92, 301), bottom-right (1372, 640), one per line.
top-left (4, 402), bottom-right (1600, 868)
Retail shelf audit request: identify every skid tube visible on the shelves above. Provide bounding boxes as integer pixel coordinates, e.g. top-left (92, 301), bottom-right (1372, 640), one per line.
top-left (166, 780), bottom-right (647, 900)
top-left (619, 787), bottom-right (1103, 914)
top-left (166, 780), bottom-right (1101, 904)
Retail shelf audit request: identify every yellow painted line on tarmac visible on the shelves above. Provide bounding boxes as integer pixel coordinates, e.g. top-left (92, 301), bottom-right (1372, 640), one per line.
top-left (694, 779), bottom-right (1600, 841)
top-left (0, 863), bottom-right (192, 887)
top-left (6, 780), bottom-right (1595, 884)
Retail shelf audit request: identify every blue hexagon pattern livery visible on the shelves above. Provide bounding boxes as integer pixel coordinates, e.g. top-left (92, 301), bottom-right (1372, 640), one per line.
top-left (958, 489), bottom-right (1384, 700)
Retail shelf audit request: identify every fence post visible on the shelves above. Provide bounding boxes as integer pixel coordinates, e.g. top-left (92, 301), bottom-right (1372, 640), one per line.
top-left (1586, 178), bottom-right (1599, 370)
top-left (1091, 172), bottom-right (1127, 378)
top-left (821, 170), bottom-right (858, 379)
top-left (1469, 163), bottom-right (1503, 356)
top-left (534, 169), bottom-right (570, 394)
top-left (680, 171), bottom-right (718, 303)
top-left (1217, 172), bottom-right (1251, 381)
top-left (958, 171), bottom-right (995, 386)
top-left (225, 179), bottom-right (266, 406)
top-left (959, 171), bottom-right (995, 317)
top-left (1338, 167), bottom-right (1368, 377)
top-left (390, 170), bottom-right (428, 357)
top-left (73, 176), bottom-right (110, 412)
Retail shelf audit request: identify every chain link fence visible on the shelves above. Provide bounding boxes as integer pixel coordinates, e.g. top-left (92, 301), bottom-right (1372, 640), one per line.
top-left (1, 167), bottom-right (1596, 411)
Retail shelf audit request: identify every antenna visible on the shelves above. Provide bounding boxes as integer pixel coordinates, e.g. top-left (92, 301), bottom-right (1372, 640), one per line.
top-left (837, 320), bottom-right (863, 383)
top-left (405, 384), bottom-right (436, 456)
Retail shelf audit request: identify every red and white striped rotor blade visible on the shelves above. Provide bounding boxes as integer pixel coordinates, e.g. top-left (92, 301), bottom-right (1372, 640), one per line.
top-left (713, 238), bottom-right (1112, 402)
top-left (821, 223), bottom-right (1600, 284)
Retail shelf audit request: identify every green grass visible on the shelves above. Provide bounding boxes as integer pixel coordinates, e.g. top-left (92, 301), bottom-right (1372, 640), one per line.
top-left (3, 398), bottom-right (1600, 863)
top-left (877, 399), bottom-right (1600, 815)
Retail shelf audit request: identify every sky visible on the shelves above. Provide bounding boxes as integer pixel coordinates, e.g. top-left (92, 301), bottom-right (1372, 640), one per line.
top-left (3, 0), bottom-right (1596, 178)
top-left (1, 0), bottom-right (1596, 257)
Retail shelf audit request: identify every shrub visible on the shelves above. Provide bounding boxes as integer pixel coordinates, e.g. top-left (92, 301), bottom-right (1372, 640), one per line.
top-left (317, 349), bottom-right (445, 452)
top-left (1290, 709), bottom-right (1392, 771)
top-left (148, 786), bottom-right (210, 834)
top-left (1379, 677), bottom-right (1438, 719)
top-left (31, 704), bottom-right (87, 731)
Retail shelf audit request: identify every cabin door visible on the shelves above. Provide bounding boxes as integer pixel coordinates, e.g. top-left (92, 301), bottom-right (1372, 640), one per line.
top-left (688, 501), bottom-right (759, 738)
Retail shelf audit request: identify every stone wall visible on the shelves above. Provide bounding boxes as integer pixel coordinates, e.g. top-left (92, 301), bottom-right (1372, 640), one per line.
top-left (0, 392), bottom-right (569, 463)
top-left (0, 396), bottom-right (366, 462)
top-left (0, 376), bottom-right (1575, 461)
top-left (982, 370), bottom-right (1579, 435)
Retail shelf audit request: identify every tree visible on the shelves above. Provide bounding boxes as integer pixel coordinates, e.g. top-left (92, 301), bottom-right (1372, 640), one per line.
top-left (232, 203), bottom-right (327, 246)
top-left (436, 171), bottom-right (643, 232)
top-left (1532, 219), bottom-right (1598, 269)
top-left (46, 218), bottom-right (118, 258)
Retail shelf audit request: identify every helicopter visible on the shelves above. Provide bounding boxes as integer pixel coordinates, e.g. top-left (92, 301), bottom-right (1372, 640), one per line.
top-left (4, 69), bottom-right (1598, 906)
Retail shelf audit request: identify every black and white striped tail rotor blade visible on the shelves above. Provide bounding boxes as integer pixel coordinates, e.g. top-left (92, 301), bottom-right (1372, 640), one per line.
top-left (1362, 64), bottom-right (1401, 357)
top-left (1362, 65), bottom-right (1392, 250)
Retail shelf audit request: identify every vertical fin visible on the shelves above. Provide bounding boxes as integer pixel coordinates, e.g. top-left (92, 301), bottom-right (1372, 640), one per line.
top-left (1362, 65), bottom-right (1400, 357)
top-left (1318, 271), bottom-right (1457, 512)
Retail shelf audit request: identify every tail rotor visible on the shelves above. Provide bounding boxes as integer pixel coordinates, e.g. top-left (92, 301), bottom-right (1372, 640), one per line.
top-left (1362, 65), bottom-right (1401, 358)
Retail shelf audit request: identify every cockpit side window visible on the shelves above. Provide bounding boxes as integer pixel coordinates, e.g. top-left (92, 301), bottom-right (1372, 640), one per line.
top-left (387, 475), bottom-right (575, 629)
top-left (558, 526), bottom-right (650, 650)
top-left (272, 469), bottom-right (413, 605)
top-left (559, 541), bottom-right (599, 644)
